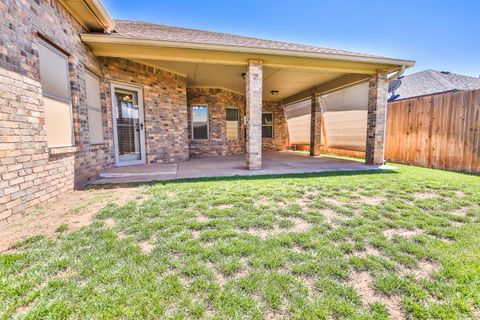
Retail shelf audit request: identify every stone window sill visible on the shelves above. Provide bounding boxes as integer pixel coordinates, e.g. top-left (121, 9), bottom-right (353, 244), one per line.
top-left (48, 146), bottom-right (79, 155)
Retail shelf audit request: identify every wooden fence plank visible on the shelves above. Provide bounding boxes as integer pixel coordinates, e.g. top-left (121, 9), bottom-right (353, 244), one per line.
top-left (386, 89), bottom-right (480, 173)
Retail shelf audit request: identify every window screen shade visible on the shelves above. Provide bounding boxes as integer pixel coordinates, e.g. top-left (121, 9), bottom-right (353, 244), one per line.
top-left (38, 40), bottom-right (73, 147)
top-left (226, 108), bottom-right (239, 140)
top-left (85, 71), bottom-right (103, 144)
top-left (38, 41), bottom-right (70, 101)
top-left (43, 96), bottom-right (73, 147)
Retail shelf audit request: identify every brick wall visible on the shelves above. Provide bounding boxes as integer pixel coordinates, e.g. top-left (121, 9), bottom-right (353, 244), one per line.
top-left (100, 58), bottom-right (189, 163)
top-left (0, 0), bottom-right (108, 224)
top-left (262, 100), bottom-right (288, 151)
top-left (186, 87), bottom-right (288, 156)
top-left (187, 87), bottom-right (246, 156)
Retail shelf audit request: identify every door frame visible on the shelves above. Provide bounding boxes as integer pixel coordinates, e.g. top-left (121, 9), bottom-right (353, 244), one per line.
top-left (110, 81), bottom-right (146, 167)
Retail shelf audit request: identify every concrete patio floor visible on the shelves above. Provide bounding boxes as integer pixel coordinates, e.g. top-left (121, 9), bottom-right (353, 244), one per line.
top-left (92, 151), bottom-right (390, 184)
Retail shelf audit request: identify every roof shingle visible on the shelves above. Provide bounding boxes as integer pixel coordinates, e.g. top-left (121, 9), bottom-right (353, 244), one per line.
top-left (390, 70), bottom-right (480, 101)
top-left (109, 19), bottom-right (389, 60)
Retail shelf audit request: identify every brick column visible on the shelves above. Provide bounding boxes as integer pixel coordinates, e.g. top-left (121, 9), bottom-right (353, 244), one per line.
top-left (310, 91), bottom-right (322, 156)
top-left (365, 70), bottom-right (388, 165)
top-left (245, 59), bottom-right (263, 170)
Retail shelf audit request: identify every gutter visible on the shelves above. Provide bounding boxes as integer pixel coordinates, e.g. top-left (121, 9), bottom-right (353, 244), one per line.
top-left (85, 0), bottom-right (115, 32)
top-left (80, 34), bottom-right (416, 68)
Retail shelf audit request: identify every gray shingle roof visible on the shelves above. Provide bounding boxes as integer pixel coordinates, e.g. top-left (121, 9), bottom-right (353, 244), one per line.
top-left (390, 70), bottom-right (480, 101)
top-left (110, 19), bottom-right (388, 59)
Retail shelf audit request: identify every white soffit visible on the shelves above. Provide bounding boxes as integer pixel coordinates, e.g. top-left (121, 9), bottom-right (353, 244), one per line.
top-left (136, 59), bottom-right (344, 100)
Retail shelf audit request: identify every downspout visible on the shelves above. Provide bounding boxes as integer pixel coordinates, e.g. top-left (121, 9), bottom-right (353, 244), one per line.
top-left (388, 65), bottom-right (406, 81)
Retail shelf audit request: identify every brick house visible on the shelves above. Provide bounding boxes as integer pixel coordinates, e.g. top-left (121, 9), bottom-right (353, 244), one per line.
top-left (0, 0), bottom-right (414, 224)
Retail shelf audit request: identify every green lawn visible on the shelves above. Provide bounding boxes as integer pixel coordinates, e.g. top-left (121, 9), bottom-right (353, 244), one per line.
top-left (1, 164), bottom-right (479, 319)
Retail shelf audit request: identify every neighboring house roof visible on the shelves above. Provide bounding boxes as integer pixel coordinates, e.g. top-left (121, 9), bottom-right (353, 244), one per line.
top-left (106, 20), bottom-right (411, 65)
top-left (389, 70), bottom-right (480, 101)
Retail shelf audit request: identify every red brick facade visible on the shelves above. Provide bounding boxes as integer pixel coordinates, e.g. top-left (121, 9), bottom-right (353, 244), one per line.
top-left (0, 0), bottom-right (190, 224)
top-left (187, 87), bottom-right (246, 156)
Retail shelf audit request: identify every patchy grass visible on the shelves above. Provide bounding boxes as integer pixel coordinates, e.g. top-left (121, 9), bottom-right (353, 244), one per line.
top-left (1, 164), bottom-right (479, 319)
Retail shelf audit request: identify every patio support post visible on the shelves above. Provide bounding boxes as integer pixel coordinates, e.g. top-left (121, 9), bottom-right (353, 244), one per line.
top-left (310, 91), bottom-right (322, 156)
top-left (365, 70), bottom-right (388, 165)
top-left (245, 59), bottom-right (263, 170)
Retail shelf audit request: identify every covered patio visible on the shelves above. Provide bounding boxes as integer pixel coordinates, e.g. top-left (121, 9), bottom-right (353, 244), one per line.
top-left (92, 151), bottom-right (390, 184)
top-left (81, 21), bottom-right (414, 175)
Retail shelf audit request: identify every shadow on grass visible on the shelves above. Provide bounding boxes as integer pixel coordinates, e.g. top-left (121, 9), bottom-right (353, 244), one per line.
top-left (87, 168), bottom-right (399, 190)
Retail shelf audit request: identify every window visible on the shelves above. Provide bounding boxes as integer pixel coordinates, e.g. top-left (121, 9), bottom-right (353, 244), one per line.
top-left (38, 39), bottom-right (73, 147)
top-left (85, 71), bottom-right (103, 144)
top-left (262, 113), bottom-right (273, 138)
top-left (226, 108), bottom-right (239, 140)
top-left (192, 105), bottom-right (208, 140)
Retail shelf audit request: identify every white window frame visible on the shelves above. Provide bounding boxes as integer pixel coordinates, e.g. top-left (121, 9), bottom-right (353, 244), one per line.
top-left (226, 107), bottom-right (240, 140)
top-left (262, 112), bottom-right (274, 139)
top-left (191, 104), bottom-right (209, 140)
top-left (38, 38), bottom-right (74, 148)
top-left (85, 70), bottom-right (104, 145)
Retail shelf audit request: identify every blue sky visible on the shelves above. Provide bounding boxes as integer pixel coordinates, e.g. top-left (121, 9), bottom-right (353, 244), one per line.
top-left (103, 0), bottom-right (480, 77)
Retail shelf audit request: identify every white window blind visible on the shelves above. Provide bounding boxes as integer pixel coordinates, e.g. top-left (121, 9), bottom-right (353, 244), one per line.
top-left (85, 71), bottom-right (103, 144)
top-left (38, 40), bottom-right (73, 147)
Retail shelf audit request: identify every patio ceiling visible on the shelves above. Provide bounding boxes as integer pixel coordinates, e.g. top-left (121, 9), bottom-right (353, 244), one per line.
top-left (133, 59), bottom-right (344, 100)
top-left (81, 33), bottom-right (414, 101)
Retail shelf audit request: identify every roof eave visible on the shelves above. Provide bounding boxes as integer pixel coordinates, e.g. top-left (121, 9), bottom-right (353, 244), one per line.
top-left (60, 0), bottom-right (115, 32)
top-left (80, 34), bottom-right (415, 69)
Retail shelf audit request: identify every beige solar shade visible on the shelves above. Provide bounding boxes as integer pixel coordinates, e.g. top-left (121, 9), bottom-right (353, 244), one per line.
top-left (322, 82), bottom-right (368, 112)
top-left (323, 110), bottom-right (367, 151)
top-left (284, 98), bottom-right (311, 145)
top-left (287, 114), bottom-right (310, 145)
top-left (38, 41), bottom-right (70, 101)
top-left (43, 96), bottom-right (73, 147)
top-left (85, 71), bottom-right (103, 144)
top-left (321, 82), bottom-right (368, 151)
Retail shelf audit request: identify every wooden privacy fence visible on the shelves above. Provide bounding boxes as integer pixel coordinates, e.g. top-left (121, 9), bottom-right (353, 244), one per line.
top-left (385, 89), bottom-right (480, 173)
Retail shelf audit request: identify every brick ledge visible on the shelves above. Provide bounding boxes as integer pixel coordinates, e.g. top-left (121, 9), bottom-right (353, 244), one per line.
top-left (48, 146), bottom-right (79, 155)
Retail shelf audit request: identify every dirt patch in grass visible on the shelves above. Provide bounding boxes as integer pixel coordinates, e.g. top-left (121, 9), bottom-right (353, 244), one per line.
top-left (254, 199), bottom-right (270, 207)
top-left (451, 208), bottom-right (469, 217)
top-left (215, 204), bottom-right (234, 210)
top-left (454, 191), bottom-right (465, 198)
top-left (0, 186), bottom-right (144, 252)
top-left (104, 218), bottom-right (116, 227)
top-left (296, 198), bottom-right (311, 210)
top-left (320, 208), bottom-right (345, 225)
top-left (196, 215), bottom-right (210, 223)
top-left (349, 270), bottom-right (405, 319)
top-left (414, 192), bottom-right (438, 201)
top-left (354, 245), bottom-right (383, 258)
top-left (383, 228), bottom-right (422, 239)
top-left (140, 240), bottom-right (155, 254)
top-left (288, 217), bottom-right (311, 233)
top-left (324, 197), bottom-right (344, 207)
top-left (192, 230), bottom-right (201, 240)
top-left (356, 195), bottom-right (385, 206)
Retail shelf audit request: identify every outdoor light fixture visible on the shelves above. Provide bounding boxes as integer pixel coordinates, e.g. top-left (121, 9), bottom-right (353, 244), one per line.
top-left (271, 90), bottom-right (279, 96)
top-left (241, 72), bottom-right (246, 80)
